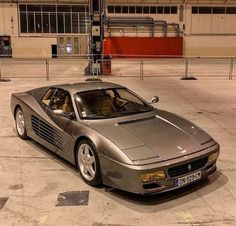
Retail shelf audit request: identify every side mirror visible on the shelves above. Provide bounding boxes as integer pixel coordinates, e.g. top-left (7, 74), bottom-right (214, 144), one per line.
top-left (53, 109), bottom-right (65, 116)
top-left (53, 109), bottom-right (76, 120)
top-left (68, 112), bottom-right (76, 120)
top-left (150, 96), bottom-right (159, 104)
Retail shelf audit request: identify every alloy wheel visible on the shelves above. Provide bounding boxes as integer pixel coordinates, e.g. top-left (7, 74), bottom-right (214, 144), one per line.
top-left (78, 143), bottom-right (96, 181)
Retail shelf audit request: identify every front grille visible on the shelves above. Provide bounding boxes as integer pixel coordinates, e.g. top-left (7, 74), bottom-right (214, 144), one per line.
top-left (168, 157), bottom-right (208, 178)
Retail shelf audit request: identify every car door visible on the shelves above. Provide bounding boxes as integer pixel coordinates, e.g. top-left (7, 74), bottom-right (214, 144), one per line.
top-left (39, 88), bottom-right (76, 160)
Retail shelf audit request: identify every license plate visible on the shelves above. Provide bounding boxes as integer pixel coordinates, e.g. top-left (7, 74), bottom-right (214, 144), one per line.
top-left (175, 171), bottom-right (201, 187)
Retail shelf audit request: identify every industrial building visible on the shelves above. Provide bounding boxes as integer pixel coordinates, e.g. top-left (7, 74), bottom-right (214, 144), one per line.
top-left (1, 0), bottom-right (236, 58)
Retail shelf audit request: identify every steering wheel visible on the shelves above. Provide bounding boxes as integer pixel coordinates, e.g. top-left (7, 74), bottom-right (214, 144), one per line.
top-left (120, 101), bottom-right (129, 108)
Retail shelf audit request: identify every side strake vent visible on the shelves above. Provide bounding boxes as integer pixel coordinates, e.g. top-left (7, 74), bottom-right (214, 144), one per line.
top-left (31, 115), bottom-right (63, 149)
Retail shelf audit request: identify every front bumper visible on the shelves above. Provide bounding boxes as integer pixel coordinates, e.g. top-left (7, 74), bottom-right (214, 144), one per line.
top-left (99, 143), bottom-right (219, 194)
top-left (140, 162), bottom-right (216, 194)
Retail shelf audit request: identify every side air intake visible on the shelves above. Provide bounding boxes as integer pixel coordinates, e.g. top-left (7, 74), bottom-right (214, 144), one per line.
top-left (31, 115), bottom-right (63, 149)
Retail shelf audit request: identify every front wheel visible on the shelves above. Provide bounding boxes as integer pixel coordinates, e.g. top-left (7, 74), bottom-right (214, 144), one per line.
top-left (15, 107), bottom-right (29, 140)
top-left (76, 140), bottom-right (102, 186)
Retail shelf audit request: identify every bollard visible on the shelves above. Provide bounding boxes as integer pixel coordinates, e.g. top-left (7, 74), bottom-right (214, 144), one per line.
top-left (185, 58), bottom-right (188, 79)
top-left (229, 58), bottom-right (234, 80)
top-left (140, 60), bottom-right (144, 80)
top-left (142, 60), bottom-right (144, 80)
top-left (92, 60), bottom-right (95, 77)
top-left (181, 57), bottom-right (197, 80)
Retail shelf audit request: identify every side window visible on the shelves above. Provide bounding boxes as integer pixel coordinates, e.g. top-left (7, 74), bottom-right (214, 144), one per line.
top-left (50, 89), bottom-right (74, 113)
top-left (42, 88), bottom-right (56, 106)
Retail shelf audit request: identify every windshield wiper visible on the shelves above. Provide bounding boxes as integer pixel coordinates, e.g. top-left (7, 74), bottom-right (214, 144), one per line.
top-left (83, 113), bottom-right (121, 119)
top-left (83, 115), bottom-right (106, 119)
top-left (120, 107), bottom-right (152, 115)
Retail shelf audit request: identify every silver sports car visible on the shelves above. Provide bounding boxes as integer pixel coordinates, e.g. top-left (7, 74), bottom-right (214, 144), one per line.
top-left (11, 80), bottom-right (220, 194)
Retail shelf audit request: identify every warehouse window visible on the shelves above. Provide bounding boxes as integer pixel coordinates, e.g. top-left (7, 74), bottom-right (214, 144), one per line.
top-left (199, 7), bottom-right (212, 14)
top-left (192, 7), bottom-right (198, 14)
top-left (171, 6), bottom-right (178, 14)
top-left (107, 5), bottom-right (178, 14)
top-left (72, 13), bottom-right (78, 33)
top-left (19, 4), bottom-right (89, 34)
top-left (108, 6), bottom-right (114, 13)
top-left (28, 5), bottom-right (41, 12)
top-left (28, 13), bottom-right (35, 33)
top-left (150, 6), bottom-right (156, 14)
top-left (50, 13), bottom-right (57, 33)
top-left (164, 6), bottom-right (171, 14)
top-left (43, 13), bottom-right (49, 33)
top-left (129, 6), bottom-right (135, 14)
top-left (143, 6), bottom-right (149, 14)
top-left (157, 6), bottom-right (163, 14)
top-left (213, 7), bottom-right (225, 14)
top-left (192, 6), bottom-right (236, 14)
top-left (136, 6), bottom-right (142, 14)
top-left (35, 13), bottom-right (42, 33)
top-left (226, 7), bottom-right (236, 14)
top-left (57, 13), bottom-right (64, 33)
top-left (122, 6), bottom-right (128, 14)
top-left (115, 6), bottom-right (121, 13)
top-left (79, 14), bottom-right (87, 33)
top-left (20, 12), bottom-right (27, 33)
top-left (42, 5), bottom-right (56, 12)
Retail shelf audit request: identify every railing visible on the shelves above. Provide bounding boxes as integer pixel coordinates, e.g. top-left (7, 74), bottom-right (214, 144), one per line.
top-left (0, 55), bottom-right (235, 81)
top-left (97, 56), bottom-right (235, 80)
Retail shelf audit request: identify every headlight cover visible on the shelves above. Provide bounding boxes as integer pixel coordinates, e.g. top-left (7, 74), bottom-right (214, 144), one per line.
top-left (141, 171), bottom-right (166, 183)
top-left (208, 151), bottom-right (220, 164)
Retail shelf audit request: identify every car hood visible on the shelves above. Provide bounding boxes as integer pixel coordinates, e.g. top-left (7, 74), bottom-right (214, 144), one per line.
top-left (85, 109), bottom-right (214, 163)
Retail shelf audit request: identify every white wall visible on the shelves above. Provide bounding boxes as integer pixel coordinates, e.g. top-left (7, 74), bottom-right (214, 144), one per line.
top-left (185, 36), bottom-right (236, 56)
top-left (0, 3), bottom-right (18, 37)
top-left (12, 37), bottom-right (57, 58)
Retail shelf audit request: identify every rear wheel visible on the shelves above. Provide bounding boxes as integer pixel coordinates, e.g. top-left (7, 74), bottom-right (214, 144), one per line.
top-left (15, 107), bottom-right (29, 140)
top-left (76, 140), bottom-right (102, 186)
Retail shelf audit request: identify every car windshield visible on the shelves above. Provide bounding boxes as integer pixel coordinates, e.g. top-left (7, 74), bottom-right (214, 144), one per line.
top-left (75, 88), bottom-right (153, 119)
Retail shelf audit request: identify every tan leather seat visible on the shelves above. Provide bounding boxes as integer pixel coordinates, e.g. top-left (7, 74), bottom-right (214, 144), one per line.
top-left (62, 95), bottom-right (73, 113)
top-left (97, 98), bottom-right (116, 115)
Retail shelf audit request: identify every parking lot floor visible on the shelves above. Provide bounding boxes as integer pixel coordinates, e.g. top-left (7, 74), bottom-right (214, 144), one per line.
top-left (0, 76), bottom-right (236, 226)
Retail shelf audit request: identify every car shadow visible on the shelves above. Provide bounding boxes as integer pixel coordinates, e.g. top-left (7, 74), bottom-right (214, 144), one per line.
top-left (26, 139), bottom-right (228, 213)
top-left (26, 139), bottom-right (80, 174)
top-left (97, 170), bottom-right (228, 213)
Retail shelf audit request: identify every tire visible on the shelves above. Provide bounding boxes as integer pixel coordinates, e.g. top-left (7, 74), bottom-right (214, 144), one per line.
top-left (76, 139), bottom-right (102, 186)
top-left (15, 107), bottom-right (29, 140)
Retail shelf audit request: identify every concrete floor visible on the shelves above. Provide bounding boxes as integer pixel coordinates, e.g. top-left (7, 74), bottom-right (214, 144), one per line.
top-left (0, 76), bottom-right (236, 226)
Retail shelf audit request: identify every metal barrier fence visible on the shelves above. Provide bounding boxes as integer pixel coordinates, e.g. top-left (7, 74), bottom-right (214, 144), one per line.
top-left (91, 56), bottom-right (235, 80)
top-left (0, 56), bottom-right (235, 81)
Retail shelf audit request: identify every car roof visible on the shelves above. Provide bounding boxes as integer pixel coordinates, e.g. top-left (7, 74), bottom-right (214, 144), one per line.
top-left (52, 81), bottom-right (124, 95)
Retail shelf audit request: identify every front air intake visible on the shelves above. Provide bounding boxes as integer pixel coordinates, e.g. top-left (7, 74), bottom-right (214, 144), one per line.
top-left (168, 157), bottom-right (208, 178)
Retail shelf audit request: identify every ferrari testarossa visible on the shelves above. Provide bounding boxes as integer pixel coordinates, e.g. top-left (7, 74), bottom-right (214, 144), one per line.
top-left (11, 80), bottom-right (220, 194)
